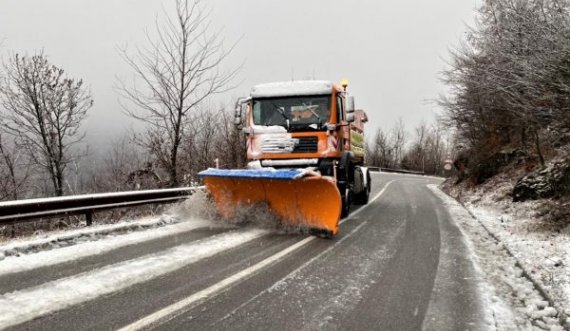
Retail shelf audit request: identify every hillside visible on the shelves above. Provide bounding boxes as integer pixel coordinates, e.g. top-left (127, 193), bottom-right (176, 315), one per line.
top-left (442, 146), bottom-right (570, 320)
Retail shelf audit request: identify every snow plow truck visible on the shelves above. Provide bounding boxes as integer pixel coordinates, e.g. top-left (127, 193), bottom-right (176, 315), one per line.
top-left (199, 80), bottom-right (371, 237)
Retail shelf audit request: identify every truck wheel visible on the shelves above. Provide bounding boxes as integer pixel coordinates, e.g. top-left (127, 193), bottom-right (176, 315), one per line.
top-left (353, 169), bottom-right (371, 205)
top-left (338, 152), bottom-right (353, 218)
top-left (353, 186), bottom-right (369, 205)
top-left (341, 188), bottom-right (352, 217)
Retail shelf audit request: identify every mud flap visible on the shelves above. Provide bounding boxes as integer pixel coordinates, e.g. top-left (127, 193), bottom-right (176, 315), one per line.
top-left (198, 169), bottom-right (342, 235)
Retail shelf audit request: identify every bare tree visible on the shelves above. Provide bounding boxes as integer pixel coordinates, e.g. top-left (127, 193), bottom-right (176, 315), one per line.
top-left (441, 0), bottom-right (570, 175)
top-left (103, 136), bottom-right (159, 191)
top-left (215, 105), bottom-right (246, 169)
top-left (0, 53), bottom-right (93, 196)
top-left (366, 127), bottom-right (391, 168)
top-left (402, 121), bottom-right (427, 171)
top-left (190, 106), bottom-right (220, 174)
top-left (117, 0), bottom-right (239, 187)
top-left (390, 118), bottom-right (407, 167)
top-left (401, 122), bottom-right (450, 175)
top-left (0, 134), bottom-right (31, 200)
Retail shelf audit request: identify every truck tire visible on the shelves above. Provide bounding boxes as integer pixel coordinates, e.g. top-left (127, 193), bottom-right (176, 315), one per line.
top-left (353, 185), bottom-right (369, 205)
top-left (353, 168), bottom-right (371, 205)
top-left (338, 152), bottom-right (354, 217)
top-left (341, 188), bottom-right (352, 218)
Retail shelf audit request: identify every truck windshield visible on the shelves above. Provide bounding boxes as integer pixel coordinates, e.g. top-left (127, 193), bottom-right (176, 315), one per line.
top-left (252, 95), bottom-right (331, 131)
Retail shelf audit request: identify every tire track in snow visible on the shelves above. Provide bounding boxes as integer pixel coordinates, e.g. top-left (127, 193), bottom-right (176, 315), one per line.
top-left (0, 218), bottom-right (216, 277)
top-left (0, 229), bottom-right (267, 330)
top-left (125, 179), bottom-right (398, 330)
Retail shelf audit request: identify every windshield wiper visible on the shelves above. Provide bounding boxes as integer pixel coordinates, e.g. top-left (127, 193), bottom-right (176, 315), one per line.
top-left (303, 104), bottom-right (324, 129)
top-left (270, 101), bottom-right (290, 130)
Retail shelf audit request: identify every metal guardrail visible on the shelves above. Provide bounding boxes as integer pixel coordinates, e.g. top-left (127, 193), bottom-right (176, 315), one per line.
top-left (367, 167), bottom-right (425, 175)
top-left (0, 187), bottom-right (203, 226)
top-left (380, 168), bottom-right (425, 175)
top-left (0, 167), bottom-right (431, 227)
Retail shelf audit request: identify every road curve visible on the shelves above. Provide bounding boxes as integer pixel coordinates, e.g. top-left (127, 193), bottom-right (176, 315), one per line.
top-left (1, 173), bottom-right (488, 331)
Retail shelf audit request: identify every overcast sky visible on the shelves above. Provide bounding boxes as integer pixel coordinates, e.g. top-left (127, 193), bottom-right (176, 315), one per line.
top-left (0, 0), bottom-right (479, 150)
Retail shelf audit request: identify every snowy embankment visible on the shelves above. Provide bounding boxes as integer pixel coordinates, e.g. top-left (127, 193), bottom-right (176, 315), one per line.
top-left (466, 201), bottom-right (569, 322)
top-left (429, 185), bottom-right (568, 330)
top-left (446, 176), bottom-right (569, 320)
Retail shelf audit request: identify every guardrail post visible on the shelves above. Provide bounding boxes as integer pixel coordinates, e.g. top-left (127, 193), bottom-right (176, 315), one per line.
top-left (86, 210), bottom-right (93, 226)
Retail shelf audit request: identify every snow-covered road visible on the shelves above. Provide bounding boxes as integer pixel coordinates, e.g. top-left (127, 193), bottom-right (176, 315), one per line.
top-left (0, 173), bottom-right (564, 330)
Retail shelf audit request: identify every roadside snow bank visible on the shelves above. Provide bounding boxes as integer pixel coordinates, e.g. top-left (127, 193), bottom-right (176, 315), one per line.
top-left (443, 170), bottom-right (569, 321)
top-left (428, 185), bottom-right (565, 330)
top-left (466, 204), bottom-right (570, 320)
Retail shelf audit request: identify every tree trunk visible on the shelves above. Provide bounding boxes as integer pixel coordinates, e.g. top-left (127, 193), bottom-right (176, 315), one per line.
top-left (535, 131), bottom-right (545, 168)
top-left (55, 170), bottom-right (64, 196)
top-left (169, 142), bottom-right (179, 187)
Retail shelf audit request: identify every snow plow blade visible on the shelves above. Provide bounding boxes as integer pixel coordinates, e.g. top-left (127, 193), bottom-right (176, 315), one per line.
top-left (198, 169), bottom-right (342, 236)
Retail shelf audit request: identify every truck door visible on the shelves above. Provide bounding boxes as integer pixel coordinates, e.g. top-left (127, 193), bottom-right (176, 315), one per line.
top-left (336, 94), bottom-right (350, 151)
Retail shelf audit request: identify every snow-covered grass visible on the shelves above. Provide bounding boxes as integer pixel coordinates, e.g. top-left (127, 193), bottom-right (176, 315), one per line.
top-left (467, 204), bottom-right (570, 320)
top-left (429, 185), bottom-right (567, 330)
top-left (444, 173), bottom-right (570, 322)
top-left (0, 229), bottom-right (268, 329)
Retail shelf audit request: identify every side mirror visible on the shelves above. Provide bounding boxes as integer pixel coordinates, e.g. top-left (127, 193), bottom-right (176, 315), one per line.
top-left (233, 103), bottom-right (242, 126)
top-left (347, 96), bottom-right (355, 113)
top-left (234, 97), bottom-right (249, 126)
top-left (346, 113), bottom-right (355, 123)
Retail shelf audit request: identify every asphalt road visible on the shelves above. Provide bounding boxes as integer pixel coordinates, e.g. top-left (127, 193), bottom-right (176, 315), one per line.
top-left (1, 172), bottom-right (488, 331)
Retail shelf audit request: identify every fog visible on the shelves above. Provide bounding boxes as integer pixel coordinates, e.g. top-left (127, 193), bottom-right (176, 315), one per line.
top-left (0, 0), bottom-right (478, 151)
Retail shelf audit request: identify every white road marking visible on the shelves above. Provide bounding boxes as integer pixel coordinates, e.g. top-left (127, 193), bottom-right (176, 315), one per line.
top-left (219, 220), bottom-right (370, 323)
top-left (369, 179), bottom-right (396, 205)
top-left (119, 179), bottom-right (396, 331)
top-left (118, 236), bottom-right (316, 331)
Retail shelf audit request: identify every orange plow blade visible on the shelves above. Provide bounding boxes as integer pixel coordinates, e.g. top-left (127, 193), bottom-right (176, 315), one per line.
top-left (198, 169), bottom-right (342, 235)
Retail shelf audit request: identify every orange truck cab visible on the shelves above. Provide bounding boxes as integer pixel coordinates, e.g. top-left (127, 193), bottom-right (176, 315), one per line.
top-left (235, 80), bottom-right (371, 217)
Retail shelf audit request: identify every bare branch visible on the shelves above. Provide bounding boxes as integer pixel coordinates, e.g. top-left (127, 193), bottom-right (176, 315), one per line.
top-left (116, 0), bottom-right (239, 187)
top-left (0, 51), bottom-right (93, 196)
